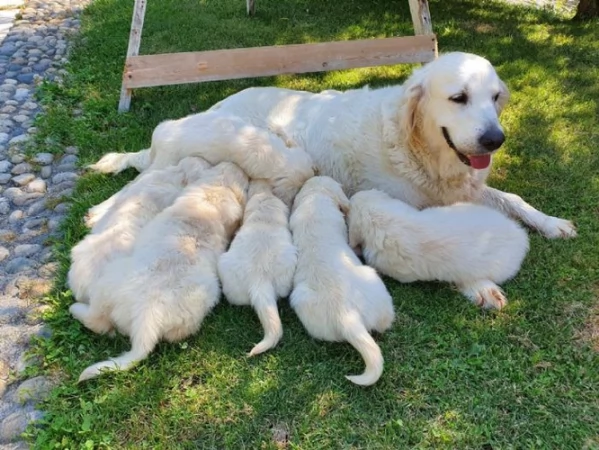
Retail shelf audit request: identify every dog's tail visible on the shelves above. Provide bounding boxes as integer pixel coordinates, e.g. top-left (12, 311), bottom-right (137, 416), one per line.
top-left (87, 148), bottom-right (152, 174)
top-left (340, 309), bottom-right (384, 386)
top-left (77, 306), bottom-right (160, 382)
top-left (248, 282), bottom-right (283, 356)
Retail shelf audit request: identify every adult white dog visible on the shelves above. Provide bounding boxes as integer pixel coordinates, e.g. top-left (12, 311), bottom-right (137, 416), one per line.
top-left (89, 52), bottom-right (575, 239)
top-left (289, 177), bottom-right (394, 386)
top-left (89, 111), bottom-right (313, 206)
top-left (68, 157), bottom-right (212, 304)
top-left (348, 189), bottom-right (530, 309)
top-left (70, 161), bottom-right (248, 381)
top-left (218, 179), bottom-right (297, 356)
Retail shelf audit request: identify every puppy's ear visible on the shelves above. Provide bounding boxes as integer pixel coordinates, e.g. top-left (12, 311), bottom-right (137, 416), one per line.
top-left (496, 79), bottom-right (510, 115)
top-left (398, 84), bottom-right (425, 150)
top-left (336, 191), bottom-right (351, 216)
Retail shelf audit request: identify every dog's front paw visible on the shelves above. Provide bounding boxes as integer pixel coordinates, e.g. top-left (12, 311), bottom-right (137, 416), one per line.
top-left (460, 280), bottom-right (507, 310)
top-left (539, 216), bottom-right (577, 239)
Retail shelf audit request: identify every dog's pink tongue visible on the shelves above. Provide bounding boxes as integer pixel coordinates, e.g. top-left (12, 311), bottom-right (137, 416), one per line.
top-left (468, 154), bottom-right (491, 169)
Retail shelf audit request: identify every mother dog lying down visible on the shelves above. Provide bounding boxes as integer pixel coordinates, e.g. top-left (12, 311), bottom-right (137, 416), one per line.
top-left (91, 52), bottom-right (575, 238)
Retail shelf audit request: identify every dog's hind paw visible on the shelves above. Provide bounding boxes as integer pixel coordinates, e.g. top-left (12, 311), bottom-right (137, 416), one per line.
top-left (539, 216), bottom-right (577, 239)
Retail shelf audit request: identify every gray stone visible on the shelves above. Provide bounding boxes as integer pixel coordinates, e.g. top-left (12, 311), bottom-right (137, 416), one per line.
top-left (26, 178), bottom-right (46, 194)
top-left (10, 154), bottom-right (24, 164)
top-left (0, 199), bottom-right (9, 215)
top-left (5, 257), bottom-right (34, 274)
top-left (0, 105), bottom-right (17, 114)
top-left (0, 173), bottom-right (12, 184)
top-left (0, 132), bottom-right (9, 145)
top-left (11, 163), bottom-right (32, 175)
top-left (13, 193), bottom-right (44, 206)
top-left (13, 173), bottom-right (35, 186)
top-left (9, 135), bottom-right (29, 146)
top-left (17, 73), bottom-right (35, 83)
top-left (14, 244), bottom-right (41, 258)
top-left (23, 218), bottom-right (46, 230)
top-left (64, 145), bottom-right (78, 154)
top-left (0, 229), bottom-right (17, 242)
top-left (14, 88), bottom-right (30, 101)
top-left (51, 172), bottom-right (77, 184)
top-left (13, 115), bottom-right (29, 123)
top-left (0, 159), bottom-right (12, 172)
top-left (22, 102), bottom-right (38, 111)
top-left (32, 152), bottom-right (53, 165)
top-left (3, 187), bottom-right (23, 200)
top-left (38, 262), bottom-right (58, 279)
top-left (59, 154), bottom-right (77, 165)
top-left (53, 202), bottom-right (69, 213)
top-left (0, 246), bottom-right (9, 262)
top-left (0, 411), bottom-right (28, 442)
top-left (8, 210), bottom-right (24, 224)
top-left (15, 377), bottom-right (54, 404)
top-left (40, 166), bottom-right (51, 178)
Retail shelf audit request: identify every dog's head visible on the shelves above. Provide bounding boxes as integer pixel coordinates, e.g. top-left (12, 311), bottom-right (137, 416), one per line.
top-left (293, 176), bottom-right (350, 215)
top-left (399, 52), bottom-right (510, 171)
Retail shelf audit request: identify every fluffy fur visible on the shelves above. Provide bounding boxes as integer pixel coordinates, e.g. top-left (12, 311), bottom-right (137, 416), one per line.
top-left (89, 52), bottom-right (576, 239)
top-left (348, 189), bottom-right (530, 309)
top-left (88, 111), bottom-right (314, 206)
top-left (70, 162), bottom-right (248, 381)
top-left (68, 157), bottom-right (212, 304)
top-left (289, 177), bottom-right (394, 386)
top-left (217, 179), bottom-right (297, 356)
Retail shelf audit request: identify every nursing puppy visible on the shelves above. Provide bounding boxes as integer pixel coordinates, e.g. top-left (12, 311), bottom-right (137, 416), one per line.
top-left (218, 179), bottom-right (297, 356)
top-left (68, 157), bottom-right (211, 304)
top-left (70, 162), bottom-right (248, 381)
top-left (289, 176), bottom-right (394, 386)
top-left (89, 111), bottom-right (314, 205)
top-left (348, 189), bottom-right (530, 309)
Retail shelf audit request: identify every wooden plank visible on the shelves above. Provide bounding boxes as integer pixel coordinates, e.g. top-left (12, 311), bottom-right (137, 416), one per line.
top-left (122, 35), bottom-right (437, 89)
top-left (247, 0), bottom-right (255, 16)
top-left (408, 0), bottom-right (433, 35)
top-left (118, 0), bottom-right (147, 112)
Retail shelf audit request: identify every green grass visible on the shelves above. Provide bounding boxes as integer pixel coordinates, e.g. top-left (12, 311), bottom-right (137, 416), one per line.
top-left (25, 0), bottom-right (599, 448)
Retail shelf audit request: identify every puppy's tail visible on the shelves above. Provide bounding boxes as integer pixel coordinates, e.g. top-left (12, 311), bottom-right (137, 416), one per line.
top-left (77, 307), bottom-right (160, 382)
top-left (340, 309), bottom-right (384, 386)
top-left (87, 148), bottom-right (151, 174)
top-left (248, 283), bottom-right (283, 356)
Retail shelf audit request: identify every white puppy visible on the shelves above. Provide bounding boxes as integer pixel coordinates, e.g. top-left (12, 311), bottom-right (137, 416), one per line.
top-left (217, 179), bottom-right (297, 356)
top-left (289, 176), bottom-right (394, 386)
top-left (348, 189), bottom-right (530, 309)
top-left (68, 157), bottom-right (212, 304)
top-left (89, 111), bottom-right (314, 205)
top-left (70, 162), bottom-right (248, 381)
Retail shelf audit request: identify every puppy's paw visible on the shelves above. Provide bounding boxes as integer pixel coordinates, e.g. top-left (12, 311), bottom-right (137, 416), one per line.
top-left (86, 152), bottom-right (126, 174)
top-left (460, 281), bottom-right (507, 310)
top-left (539, 216), bottom-right (577, 239)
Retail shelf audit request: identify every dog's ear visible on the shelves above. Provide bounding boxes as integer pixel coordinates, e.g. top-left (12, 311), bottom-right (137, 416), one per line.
top-left (398, 83), bottom-right (425, 151)
top-left (496, 79), bottom-right (510, 115)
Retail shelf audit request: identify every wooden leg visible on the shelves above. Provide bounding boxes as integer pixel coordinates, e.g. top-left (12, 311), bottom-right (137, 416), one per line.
top-left (407, 0), bottom-right (433, 36)
top-left (247, 0), bottom-right (255, 16)
top-left (118, 0), bottom-right (148, 113)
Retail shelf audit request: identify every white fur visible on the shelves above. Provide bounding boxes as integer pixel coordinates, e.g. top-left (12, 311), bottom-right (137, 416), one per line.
top-left (68, 157), bottom-right (212, 304)
top-left (348, 189), bottom-right (530, 309)
top-left (89, 52), bottom-right (576, 239)
top-left (70, 162), bottom-right (248, 381)
top-left (89, 111), bottom-right (314, 206)
top-left (289, 177), bottom-right (394, 386)
top-left (217, 180), bottom-right (297, 356)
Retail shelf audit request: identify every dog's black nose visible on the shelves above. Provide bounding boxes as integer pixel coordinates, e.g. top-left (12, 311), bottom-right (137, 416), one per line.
top-left (479, 127), bottom-right (505, 152)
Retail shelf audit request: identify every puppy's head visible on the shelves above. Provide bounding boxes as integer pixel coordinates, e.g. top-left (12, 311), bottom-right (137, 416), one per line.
top-left (293, 176), bottom-right (350, 215)
top-left (213, 162), bottom-right (249, 206)
top-left (248, 179), bottom-right (272, 198)
top-left (178, 156), bottom-right (212, 185)
top-left (271, 147), bottom-right (316, 206)
top-left (399, 52), bottom-right (510, 171)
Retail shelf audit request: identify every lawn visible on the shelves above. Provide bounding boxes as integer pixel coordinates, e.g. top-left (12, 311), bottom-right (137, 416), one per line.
top-left (26, 0), bottom-right (599, 448)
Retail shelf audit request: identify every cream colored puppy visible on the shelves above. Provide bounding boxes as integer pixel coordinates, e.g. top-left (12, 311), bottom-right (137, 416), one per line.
top-left (68, 157), bottom-right (212, 304)
top-left (89, 111), bottom-right (314, 205)
top-left (218, 179), bottom-right (297, 356)
top-left (70, 162), bottom-right (248, 381)
top-left (289, 176), bottom-right (394, 386)
top-left (348, 189), bottom-right (530, 309)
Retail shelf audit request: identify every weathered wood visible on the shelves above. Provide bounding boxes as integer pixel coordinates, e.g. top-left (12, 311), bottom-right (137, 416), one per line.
top-left (247, 0), bottom-right (255, 16)
top-left (122, 35), bottom-right (438, 89)
top-left (408, 0), bottom-right (433, 35)
top-left (118, 0), bottom-right (147, 113)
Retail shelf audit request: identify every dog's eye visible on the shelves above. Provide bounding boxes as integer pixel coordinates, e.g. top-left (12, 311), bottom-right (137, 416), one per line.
top-left (493, 93), bottom-right (500, 102)
top-left (449, 93), bottom-right (468, 104)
